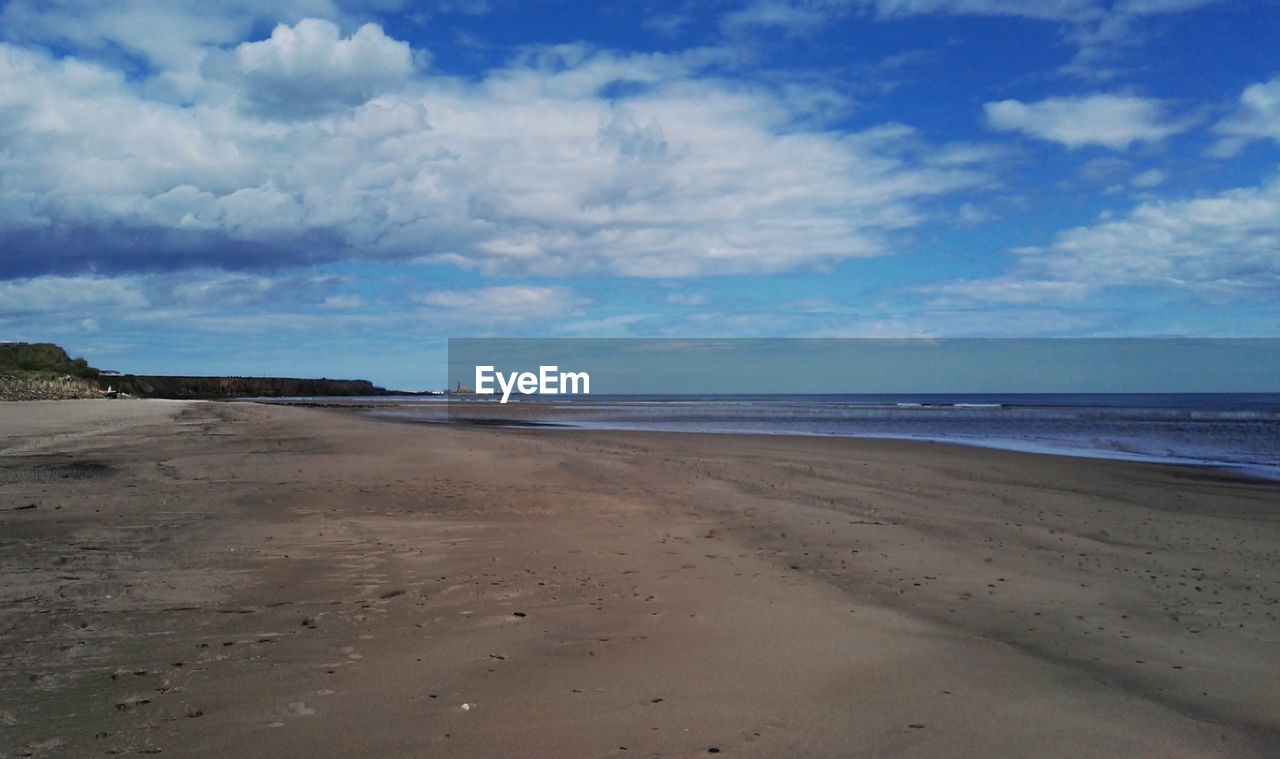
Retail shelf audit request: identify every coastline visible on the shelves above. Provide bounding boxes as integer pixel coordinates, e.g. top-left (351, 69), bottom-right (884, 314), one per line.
top-left (363, 392), bottom-right (1280, 482)
top-left (2, 400), bottom-right (1278, 757)
top-left (533, 423), bottom-right (1280, 482)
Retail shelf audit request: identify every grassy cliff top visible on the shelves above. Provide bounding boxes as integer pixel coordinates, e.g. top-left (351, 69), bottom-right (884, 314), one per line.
top-left (0, 342), bottom-right (100, 379)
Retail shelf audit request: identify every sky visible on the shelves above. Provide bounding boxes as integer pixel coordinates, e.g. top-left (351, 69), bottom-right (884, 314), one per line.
top-left (0, 0), bottom-right (1277, 390)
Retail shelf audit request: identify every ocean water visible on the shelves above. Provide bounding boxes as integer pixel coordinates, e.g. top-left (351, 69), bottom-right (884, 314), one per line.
top-left (366, 393), bottom-right (1280, 479)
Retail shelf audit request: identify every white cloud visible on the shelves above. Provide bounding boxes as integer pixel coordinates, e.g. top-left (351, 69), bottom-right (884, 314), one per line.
top-left (1029, 178), bottom-right (1280, 294)
top-left (1130, 168), bottom-right (1167, 188)
top-left (0, 0), bottom-right (349, 98)
top-left (1212, 74), bottom-right (1280, 157)
top-left (984, 94), bottom-right (1187, 149)
top-left (0, 270), bottom-right (382, 336)
top-left (921, 175), bottom-right (1280, 303)
top-left (203, 19), bottom-right (415, 119)
top-left (413, 286), bottom-right (581, 324)
top-left (0, 30), bottom-right (990, 280)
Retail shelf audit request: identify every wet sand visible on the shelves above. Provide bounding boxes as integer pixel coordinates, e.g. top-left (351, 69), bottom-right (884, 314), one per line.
top-left (1, 400), bottom-right (1278, 757)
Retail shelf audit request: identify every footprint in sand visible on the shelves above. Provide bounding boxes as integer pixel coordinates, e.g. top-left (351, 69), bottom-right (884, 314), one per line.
top-left (286, 701), bottom-right (315, 717)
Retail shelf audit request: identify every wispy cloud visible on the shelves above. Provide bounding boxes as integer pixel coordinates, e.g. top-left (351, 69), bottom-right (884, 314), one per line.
top-left (665, 292), bottom-right (707, 306)
top-left (1061, 0), bottom-right (1231, 77)
top-left (919, 175), bottom-right (1280, 303)
top-left (856, 0), bottom-right (1100, 22)
top-left (727, 0), bottom-right (1234, 79)
top-left (412, 285), bottom-right (583, 324)
top-left (321, 294), bottom-right (364, 310)
top-left (0, 275), bottom-right (148, 315)
top-left (722, 1), bottom-right (827, 35)
top-left (918, 277), bottom-right (1094, 305)
top-left (1129, 168), bottom-right (1167, 188)
top-left (1211, 73), bottom-right (1280, 157)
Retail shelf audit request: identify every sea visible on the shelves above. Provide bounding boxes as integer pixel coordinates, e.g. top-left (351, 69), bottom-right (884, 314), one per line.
top-left (269, 393), bottom-right (1280, 480)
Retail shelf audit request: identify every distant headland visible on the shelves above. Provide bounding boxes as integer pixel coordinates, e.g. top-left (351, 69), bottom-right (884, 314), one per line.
top-left (0, 342), bottom-right (388, 401)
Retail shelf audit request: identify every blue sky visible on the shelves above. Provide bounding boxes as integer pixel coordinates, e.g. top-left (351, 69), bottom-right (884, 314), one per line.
top-left (0, 0), bottom-right (1277, 389)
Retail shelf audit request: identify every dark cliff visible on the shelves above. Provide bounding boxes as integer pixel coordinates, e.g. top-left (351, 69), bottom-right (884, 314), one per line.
top-left (100, 375), bottom-right (382, 399)
top-left (2, 343), bottom-right (386, 400)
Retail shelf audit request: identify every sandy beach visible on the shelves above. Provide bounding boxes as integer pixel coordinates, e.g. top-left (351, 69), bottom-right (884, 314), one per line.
top-left (1, 399), bottom-right (1277, 758)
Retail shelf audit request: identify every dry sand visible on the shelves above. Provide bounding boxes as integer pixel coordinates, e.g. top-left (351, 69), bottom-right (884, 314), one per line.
top-left (1, 400), bottom-right (1277, 757)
